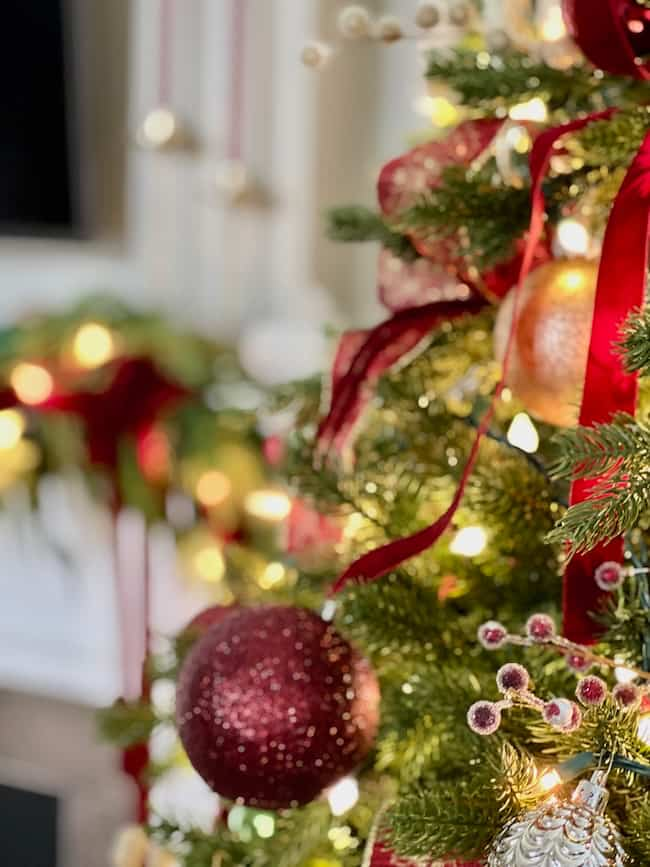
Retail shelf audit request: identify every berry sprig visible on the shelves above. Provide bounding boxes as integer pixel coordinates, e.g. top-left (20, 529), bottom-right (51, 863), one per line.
top-left (477, 613), bottom-right (650, 682)
top-left (467, 666), bottom-right (643, 737)
top-left (467, 662), bottom-right (583, 736)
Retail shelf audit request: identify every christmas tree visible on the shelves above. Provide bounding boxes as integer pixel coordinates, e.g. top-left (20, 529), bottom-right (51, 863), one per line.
top-left (109, 3), bottom-right (650, 865)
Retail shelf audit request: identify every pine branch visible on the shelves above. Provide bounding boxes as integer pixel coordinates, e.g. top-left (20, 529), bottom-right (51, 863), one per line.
top-left (546, 481), bottom-right (649, 556)
top-left (394, 165), bottom-right (531, 270)
top-left (426, 51), bottom-right (649, 114)
top-left (326, 205), bottom-right (418, 259)
top-left (547, 416), bottom-right (650, 553)
top-left (621, 306), bottom-right (650, 376)
top-left (96, 699), bottom-right (158, 748)
top-left (387, 741), bottom-right (536, 861)
top-left (548, 414), bottom-right (646, 481)
top-left (571, 106), bottom-right (650, 171)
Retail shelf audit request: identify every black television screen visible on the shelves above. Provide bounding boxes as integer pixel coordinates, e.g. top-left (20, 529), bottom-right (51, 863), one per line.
top-left (0, 782), bottom-right (59, 866)
top-left (0, 1), bottom-right (81, 236)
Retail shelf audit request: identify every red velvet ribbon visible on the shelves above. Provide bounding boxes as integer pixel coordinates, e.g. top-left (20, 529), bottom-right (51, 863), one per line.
top-left (317, 297), bottom-right (487, 461)
top-left (331, 110), bottom-right (614, 595)
top-left (564, 130), bottom-right (650, 643)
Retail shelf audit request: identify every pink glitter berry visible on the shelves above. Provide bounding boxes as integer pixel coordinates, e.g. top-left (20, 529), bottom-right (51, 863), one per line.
top-left (543, 698), bottom-right (581, 731)
top-left (613, 682), bottom-right (641, 711)
top-left (496, 663), bottom-right (530, 695)
top-left (467, 701), bottom-right (502, 735)
top-left (526, 613), bottom-right (556, 643)
top-left (594, 561), bottom-right (626, 592)
top-left (566, 652), bottom-right (592, 674)
top-left (576, 676), bottom-right (608, 707)
top-left (477, 621), bottom-right (508, 650)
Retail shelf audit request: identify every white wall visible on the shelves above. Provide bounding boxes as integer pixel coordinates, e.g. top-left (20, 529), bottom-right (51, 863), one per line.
top-left (0, 0), bottom-right (434, 704)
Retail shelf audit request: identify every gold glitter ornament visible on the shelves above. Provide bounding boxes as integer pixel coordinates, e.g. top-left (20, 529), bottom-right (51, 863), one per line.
top-left (487, 771), bottom-right (627, 866)
top-left (494, 258), bottom-right (598, 427)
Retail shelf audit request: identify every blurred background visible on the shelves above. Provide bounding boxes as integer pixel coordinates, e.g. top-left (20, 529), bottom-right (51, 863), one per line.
top-left (0, 1), bottom-right (434, 864)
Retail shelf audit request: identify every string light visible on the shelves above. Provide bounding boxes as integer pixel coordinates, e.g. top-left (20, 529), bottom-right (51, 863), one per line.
top-left (638, 714), bottom-right (650, 746)
top-left (72, 322), bottom-right (115, 369)
top-left (257, 561), bottom-right (287, 590)
top-left (506, 412), bottom-right (540, 454)
top-left (561, 268), bottom-right (588, 293)
top-left (193, 545), bottom-right (225, 583)
top-left (195, 470), bottom-right (232, 507)
top-left (615, 665), bottom-right (638, 684)
top-left (327, 776), bottom-right (360, 816)
top-left (539, 769), bottom-right (562, 793)
top-left (450, 526), bottom-right (488, 557)
top-left (252, 814), bottom-right (275, 839)
top-left (509, 97), bottom-right (548, 123)
top-left (0, 409), bottom-right (25, 449)
top-left (540, 5), bottom-right (567, 42)
top-left (10, 363), bottom-right (53, 405)
top-left (556, 218), bottom-right (591, 256)
top-left (244, 489), bottom-right (292, 522)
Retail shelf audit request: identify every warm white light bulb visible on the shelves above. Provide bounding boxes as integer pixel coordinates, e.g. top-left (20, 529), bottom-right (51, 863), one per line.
top-left (541, 6), bottom-right (567, 42)
top-left (556, 219), bottom-right (590, 256)
top-left (73, 322), bottom-right (115, 369)
top-left (638, 715), bottom-right (650, 746)
top-left (327, 776), bottom-right (360, 816)
top-left (244, 489), bottom-right (292, 522)
top-left (615, 665), bottom-right (637, 684)
top-left (539, 769), bottom-right (562, 792)
top-left (507, 413), bottom-right (540, 454)
top-left (450, 526), bottom-right (488, 557)
top-left (509, 98), bottom-right (548, 123)
top-left (0, 409), bottom-right (25, 449)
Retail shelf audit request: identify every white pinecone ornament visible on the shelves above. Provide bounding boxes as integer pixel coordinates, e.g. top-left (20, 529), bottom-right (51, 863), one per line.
top-left (488, 772), bottom-right (628, 866)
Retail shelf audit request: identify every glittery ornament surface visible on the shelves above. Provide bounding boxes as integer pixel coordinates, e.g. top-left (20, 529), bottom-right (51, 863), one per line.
top-left (176, 606), bottom-right (380, 808)
top-left (488, 788), bottom-right (627, 866)
top-left (494, 258), bottom-right (598, 427)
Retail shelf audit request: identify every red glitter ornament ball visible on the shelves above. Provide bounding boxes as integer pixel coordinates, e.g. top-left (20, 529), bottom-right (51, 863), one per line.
top-left (176, 605), bottom-right (380, 809)
top-left (184, 604), bottom-right (239, 637)
top-left (562, 0), bottom-right (650, 79)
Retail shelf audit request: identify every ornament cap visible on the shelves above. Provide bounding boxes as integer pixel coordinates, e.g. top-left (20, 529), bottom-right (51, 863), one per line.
top-left (572, 771), bottom-right (610, 815)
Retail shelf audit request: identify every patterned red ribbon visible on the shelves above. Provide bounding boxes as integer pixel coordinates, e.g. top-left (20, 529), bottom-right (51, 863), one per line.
top-left (331, 111), bottom-right (613, 595)
top-left (564, 130), bottom-right (650, 643)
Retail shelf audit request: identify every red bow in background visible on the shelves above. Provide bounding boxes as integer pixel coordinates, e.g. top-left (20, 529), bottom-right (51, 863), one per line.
top-left (317, 120), bottom-right (549, 464)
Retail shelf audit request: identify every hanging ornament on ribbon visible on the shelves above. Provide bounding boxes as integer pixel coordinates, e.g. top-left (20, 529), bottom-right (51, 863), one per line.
top-left (562, 0), bottom-right (650, 79)
top-left (137, 0), bottom-right (189, 151)
top-left (213, 0), bottom-right (264, 206)
top-left (487, 771), bottom-right (627, 867)
top-left (493, 257), bottom-right (598, 427)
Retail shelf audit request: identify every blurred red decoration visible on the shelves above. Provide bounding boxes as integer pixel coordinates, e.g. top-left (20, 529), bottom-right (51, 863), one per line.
top-left (176, 605), bottom-right (380, 808)
top-left (38, 356), bottom-right (188, 471)
top-left (378, 119), bottom-right (504, 293)
top-left (562, 0), bottom-right (650, 79)
top-left (366, 840), bottom-right (482, 866)
top-left (285, 498), bottom-right (342, 565)
top-left (137, 426), bottom-right (172, 483)
top-left (184, 603), bottom-right (240, 637)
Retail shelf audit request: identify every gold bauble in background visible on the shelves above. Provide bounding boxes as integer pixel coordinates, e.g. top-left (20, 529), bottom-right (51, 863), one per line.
top-left (494, 258), bottom-right (598, 427)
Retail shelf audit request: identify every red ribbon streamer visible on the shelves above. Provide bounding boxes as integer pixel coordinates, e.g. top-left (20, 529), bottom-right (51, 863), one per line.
top-left (564, 130), bottom-right (650, 644)
top-left (317, 297), bottom-right (487, 461)
top-left (331, 111), bottom-right (613, 595)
